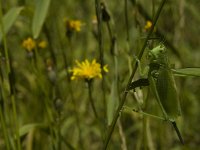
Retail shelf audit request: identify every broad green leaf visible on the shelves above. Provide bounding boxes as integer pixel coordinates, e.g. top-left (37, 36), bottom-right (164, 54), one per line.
top-left (32, 0), bottom-right (51, 39)
top-left (19, 123), bottom-right (46, 137)
top-left (0, 7), bottom-right (23, 41)
top-left (172, 68), bottom-right (200, 77)
top-left (107, 81), bottom-right (118, 125)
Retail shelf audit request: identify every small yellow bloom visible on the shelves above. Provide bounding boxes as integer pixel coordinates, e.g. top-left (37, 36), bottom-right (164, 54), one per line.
top-left (38, 40), bottom-right (47, 49)
top-left (144, 20), bottom-right (152, 31)
top-left (22, 37), bottom-right (36, 52)
top-left (70, 59), bottom-right (108, 80)
top-left (103, 65), bottom-right (109, 73)
top-left (66, 20), bottom-right (82, 32)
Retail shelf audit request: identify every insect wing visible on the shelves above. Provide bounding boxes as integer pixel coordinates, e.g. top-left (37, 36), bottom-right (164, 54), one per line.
top-left (156, 68), bottom-right (181, 119)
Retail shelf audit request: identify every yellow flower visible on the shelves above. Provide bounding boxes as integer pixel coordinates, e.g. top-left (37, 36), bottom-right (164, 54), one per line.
top-left (144, 20), bottom-right (152, 31)
top-left (70, 59), bottom-right (108, 80)
top-left (22, 37), bottom-right (36, 52)
top-left (103, 65), bottom-right (109, 73)
top-left (66, 20), bottom-right (82, 32)
top-left (38, 40), bottom-right (47, 49)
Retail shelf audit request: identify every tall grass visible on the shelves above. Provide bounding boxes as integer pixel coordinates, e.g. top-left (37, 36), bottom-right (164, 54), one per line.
top-left (0, 0), bottom-right (200, 150)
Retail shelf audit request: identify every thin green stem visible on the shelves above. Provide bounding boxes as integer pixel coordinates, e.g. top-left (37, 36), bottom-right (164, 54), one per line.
top-left (106, 22), bottom-right (112, 42)
top-left (64, 34), bottom-right (85, 149)
top-left (132, 109), bottom-right (166, 121)
top-left (62, 30), bottom-right (83, 147)
top-left (34, 64), bottom-right (55, 149)
top-left (0, 64), bottom-right (10, 150)
top-left (103, 0), bottom-right (168, 149)
top-left (106, 22), bottom-right (114, 55)
top-left (0, 2), bottom-right (21, 150)
top-left (0, 92), bottom-right (10, 150)
top-left (117, 120), bottom-right (127, 150)
top-left (11, 95), bottom-right (21, 150)
top-left (43, 24), bottom-right (57, 66)
top-left (69, 81), bottom-right (85, 150)
top-left (87, 80), bottom-right (98, 119)
top-left (143, 117), bottom-right (148, 150)
top-left (94, 0), bottom-right (107, 137)
top-left (123, 106), bottom-right (166, 121)
top-left (67, 37), bottom-right (73, 66)
top-left (57, 111), bottom-right (61, 150)
top-left (152, 0), bottom-right (155, 19)
top-left (95, 0), bottom-right (103, 64)
top-left (52, 85), bottom-right (62, 150)
top-left (0, 1), bottom-right (10, 74)
top-left (124, 0), bottom-right (129, 41)
top-left (44, 99), bottom-right (56, 149)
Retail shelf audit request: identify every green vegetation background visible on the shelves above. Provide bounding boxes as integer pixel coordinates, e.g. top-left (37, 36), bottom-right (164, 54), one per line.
top-left (0, 0), bottom-right (200, 149)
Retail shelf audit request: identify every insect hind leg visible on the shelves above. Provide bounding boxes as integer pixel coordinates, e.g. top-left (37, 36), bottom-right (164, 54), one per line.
top-left (171, 121), bottom-right (184, 145)
top-left (127, 78), bottom-right (149, 91)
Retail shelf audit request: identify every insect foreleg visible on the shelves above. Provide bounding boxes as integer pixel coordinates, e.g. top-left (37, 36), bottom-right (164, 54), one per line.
top-left (133, 55), bottom-right (149, 77)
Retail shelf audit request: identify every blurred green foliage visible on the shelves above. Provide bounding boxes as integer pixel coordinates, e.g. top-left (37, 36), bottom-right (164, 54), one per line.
top-left (0, 0), bottom-right (200, 149)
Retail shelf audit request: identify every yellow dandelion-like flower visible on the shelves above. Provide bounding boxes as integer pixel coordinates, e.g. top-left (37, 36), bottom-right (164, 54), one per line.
top-left (144, 20), bottom-right (152, 31)
top-left (70, 59), bottom-right (108, 80)
top-left (38, 40), bottom-right (47, 49)
top-left (22, 37), bottom-right (36, 52)
top-left (66, 20), bottom-right (82, 32)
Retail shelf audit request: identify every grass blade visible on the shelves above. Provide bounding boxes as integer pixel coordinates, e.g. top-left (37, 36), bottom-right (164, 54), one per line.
top-left (32, 0), bottom-right (51, 39)
top-left (172, 68), bottom-right (200, 77)
top-left (0, 7), bottom-right (23, 41)
top-left (107, 81), bottom-right (118, 125)
top-left (103, 0), bottom-right (168, 148)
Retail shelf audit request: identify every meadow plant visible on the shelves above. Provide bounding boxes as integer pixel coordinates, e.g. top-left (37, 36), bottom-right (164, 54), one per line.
top-left (0, 0), bottom-right (200, 150)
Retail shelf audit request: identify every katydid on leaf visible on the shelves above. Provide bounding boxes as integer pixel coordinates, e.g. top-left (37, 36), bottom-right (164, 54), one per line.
top-left (129, 44), bottom-right (184, 144)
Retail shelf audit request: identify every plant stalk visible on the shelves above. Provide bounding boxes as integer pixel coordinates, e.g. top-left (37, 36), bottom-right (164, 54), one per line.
top-left (103, 0), bottom-right (168, 148)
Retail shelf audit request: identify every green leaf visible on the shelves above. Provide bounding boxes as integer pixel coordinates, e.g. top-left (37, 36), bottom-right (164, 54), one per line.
top-left (32, 0), bottom-right (51, 39)
top-left (172, 68), bottom-right (200, 77)
top-left (0, 7), bottom-right (23, 41)
top-left (107, 81), bottom-right (118, 125)
top-left (19, 123), bottom-right (46, 137)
